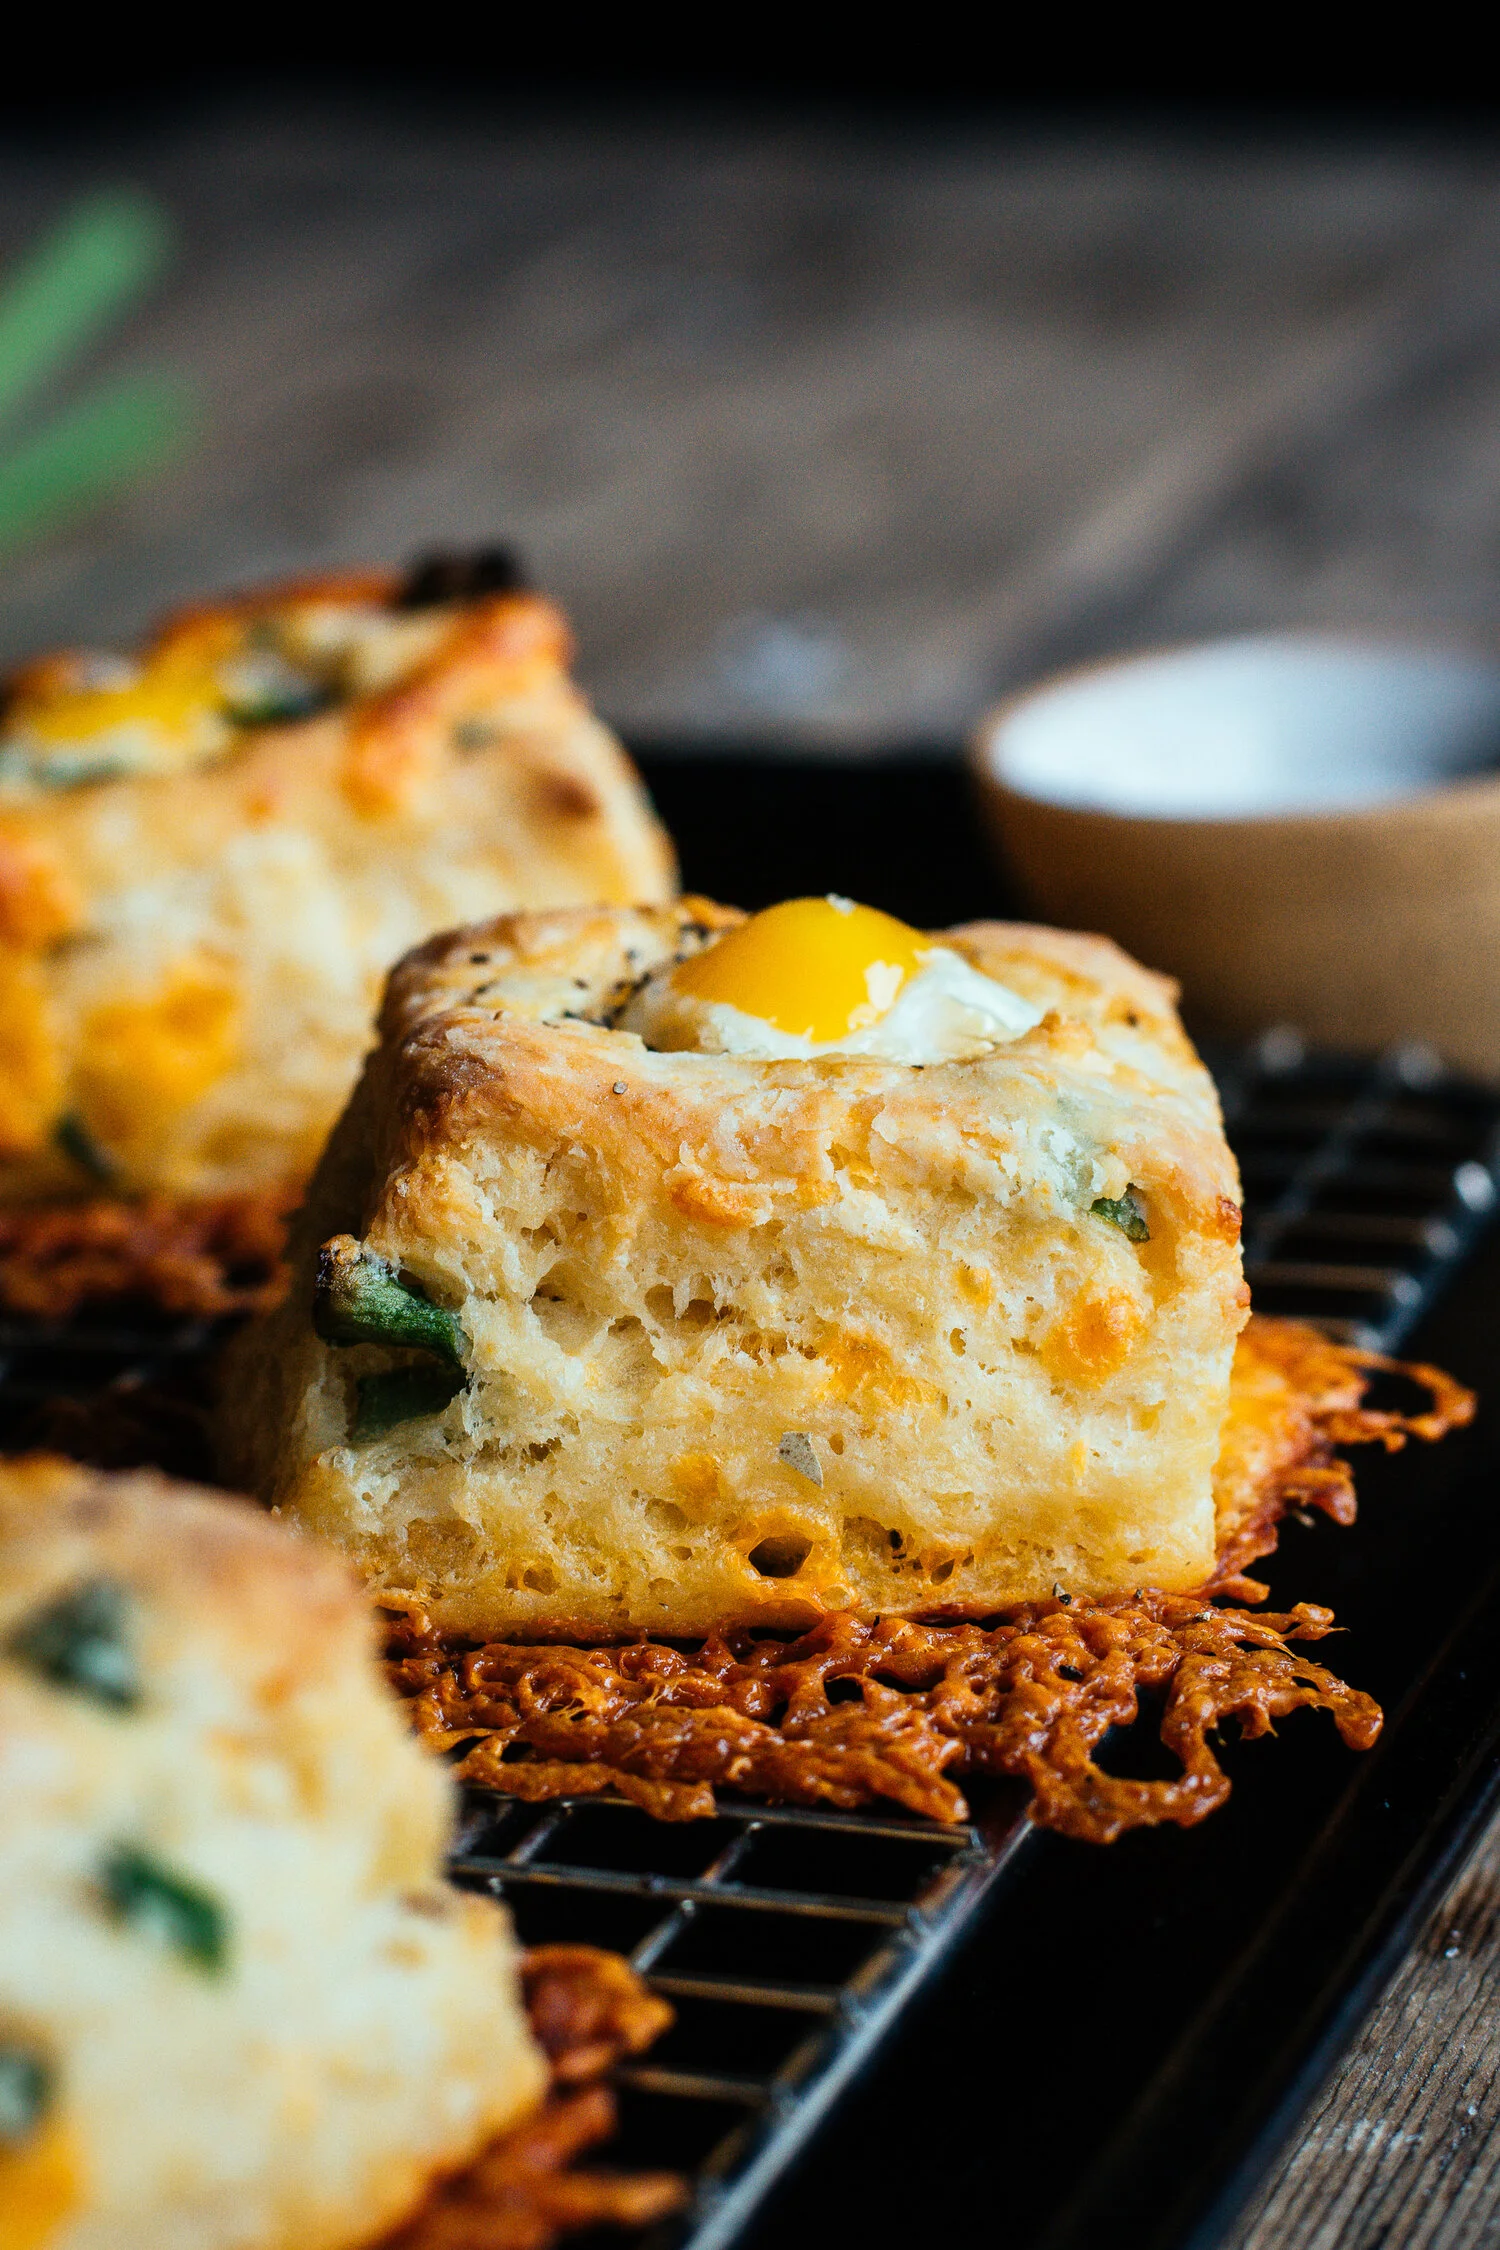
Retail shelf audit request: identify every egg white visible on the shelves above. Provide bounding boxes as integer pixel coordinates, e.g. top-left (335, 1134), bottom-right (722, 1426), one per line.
top-left (622, 945), bottom-right (1042, 1062)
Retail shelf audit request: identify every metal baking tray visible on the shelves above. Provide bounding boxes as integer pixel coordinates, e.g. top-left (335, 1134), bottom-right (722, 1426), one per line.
top-left (4, 751), bottom-right (1499, 2250)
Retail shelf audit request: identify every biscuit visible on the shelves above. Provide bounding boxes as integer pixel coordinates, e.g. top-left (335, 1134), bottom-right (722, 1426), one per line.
top-left (0, 556), bottom-right (674, 1204)
top-left (0, 1457), bottom-right (545, 2250)
top-left (221, 897), bottom-right (1249, 1635)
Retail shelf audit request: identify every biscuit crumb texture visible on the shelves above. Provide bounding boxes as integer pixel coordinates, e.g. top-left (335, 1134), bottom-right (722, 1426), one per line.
top-left (222, 902), bottom-right (1250, 1635)
top-left (0, 1457), bottom-right (544, 2250)
top-left (0, 576), bottom-right (674, 1203)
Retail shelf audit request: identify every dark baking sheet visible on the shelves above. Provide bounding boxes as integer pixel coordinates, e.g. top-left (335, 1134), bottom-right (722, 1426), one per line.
top-left (3, 749), bottom-right (1497, 2250)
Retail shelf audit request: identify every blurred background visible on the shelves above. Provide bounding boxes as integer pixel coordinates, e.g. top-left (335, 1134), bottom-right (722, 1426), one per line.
top-left (5, 79), bottom-right (1500, 754)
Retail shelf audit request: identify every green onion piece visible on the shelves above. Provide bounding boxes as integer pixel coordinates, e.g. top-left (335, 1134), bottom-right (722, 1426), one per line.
top-left (353, 1364), bottom-right (466, 1442)
top-left (54, 1110), bottom-right (115, 1184)
top-left (12, 749), bottom-right (135, 792)
top-left (0, 2046), bottom-right (50, 2145)
top-left (222, 683), bottom-right (335, 728)
top-left (101, 1844), bottom-right (227, 1975)
top-left (313, 1236), bottom-right (466, 1366)
top-left (452, 716), bottom-right (501, 750)
top-left (6, 1576), bottom-right (138, 1708)
top-left (1090, 1189), bottom-right (1150, 1243)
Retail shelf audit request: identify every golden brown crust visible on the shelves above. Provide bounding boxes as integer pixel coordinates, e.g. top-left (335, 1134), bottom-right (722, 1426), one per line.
top-left (946, 917), bottom-right (1181, 1019)
top-left (356, 904), bottom-right (1237, 1289)
top-left (365, 902), bottom-right (1237, 1253)
top-left (339, 596), bottom-right (573, 817)
top-left (152, 567), bottom-right (403, 632)
top-left (377, 897), bottom-right (738, 1043)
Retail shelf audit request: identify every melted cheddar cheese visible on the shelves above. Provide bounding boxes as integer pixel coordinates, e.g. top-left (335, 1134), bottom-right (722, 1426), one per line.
top-left (76, 964), bottom-right (241, 1161)
top-left (0, 955), bottom-right (62, 1159)
top-left (0, 2118), bottom-right (80, 2249)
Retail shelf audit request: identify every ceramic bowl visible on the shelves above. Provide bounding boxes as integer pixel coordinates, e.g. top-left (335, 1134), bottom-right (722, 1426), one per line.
top-left (971, 634), bottom-right (1500, 1076)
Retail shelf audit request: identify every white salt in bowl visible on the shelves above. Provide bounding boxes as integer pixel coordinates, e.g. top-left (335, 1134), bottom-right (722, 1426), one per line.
top-left (970, 635), bottom-right (1500, 1075)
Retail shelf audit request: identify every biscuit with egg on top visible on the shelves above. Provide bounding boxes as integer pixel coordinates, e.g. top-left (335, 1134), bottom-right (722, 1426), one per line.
top-left (0, 551), bottom-right (674, 1209)
top-left (219, 895), bottom-right (1249, 1635)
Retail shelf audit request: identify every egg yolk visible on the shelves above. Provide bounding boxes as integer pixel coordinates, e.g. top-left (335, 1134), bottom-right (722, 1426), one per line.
top-left (13, 619), bottom-right (243, 746)
top-left (672, 896), bottom-right (930, 1042)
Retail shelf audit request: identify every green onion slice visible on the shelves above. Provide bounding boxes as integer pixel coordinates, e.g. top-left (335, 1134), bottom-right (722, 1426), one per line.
top-left (6, 1576), bottom-right (138, 1708)
top-left (53, 1110), bottom-right (114, 1184)
top-left (353, 1364), bottom-right (466, 1441)
top-left (313, 1236), bottom-right (466, 1366)
top-left (1090, 1189), bottom-right (1151, 1243)
top-left (101, 1844), bottom-right (227, 1974)
top-left (221, 682), bottom-right (335, 728)
top-left (0, 2046), bottom-right (51, 2145)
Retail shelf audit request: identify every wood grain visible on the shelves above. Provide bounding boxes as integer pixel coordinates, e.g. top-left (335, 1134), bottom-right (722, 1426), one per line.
top-left (1229, 1807), bottom-right (1500, 2250)
top-left (4, 107), bottom-right (1500, 744)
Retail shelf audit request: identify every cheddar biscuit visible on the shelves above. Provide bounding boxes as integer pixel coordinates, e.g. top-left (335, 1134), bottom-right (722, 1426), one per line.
top-left (0, 553), bottom-right (674, 1204)
top-left (221, 896), bottom-right (1249, 1634)
top-left (0, 1457), bottom-right (545, 2250)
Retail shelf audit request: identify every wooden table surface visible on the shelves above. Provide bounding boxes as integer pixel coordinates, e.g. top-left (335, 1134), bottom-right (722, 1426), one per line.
top-left (5, 94), bottom-right (1500, 2245)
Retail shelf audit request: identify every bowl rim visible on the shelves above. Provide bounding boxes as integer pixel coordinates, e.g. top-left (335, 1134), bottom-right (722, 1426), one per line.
top-left (968, 625), bottom-right (1500, 831)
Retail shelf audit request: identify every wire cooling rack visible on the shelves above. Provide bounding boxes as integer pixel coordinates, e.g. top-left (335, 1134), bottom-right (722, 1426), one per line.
top-left (1, 1038), bottom-right (1498, 2249)
top-left (451, 1789), bottom-right (1027, 2250)
top-left (1211, 1031), bottom-right (1500, 1350)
